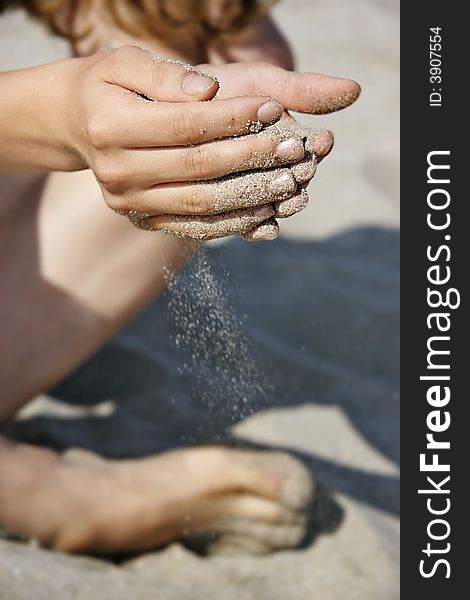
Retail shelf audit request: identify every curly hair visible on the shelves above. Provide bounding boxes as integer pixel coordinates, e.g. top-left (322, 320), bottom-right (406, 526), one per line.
top-left (0, 0), bottom-right (277, 42)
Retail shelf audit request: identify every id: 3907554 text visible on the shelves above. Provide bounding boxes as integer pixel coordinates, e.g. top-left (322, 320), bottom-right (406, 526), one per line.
top-left (429, 27), bottom-right (443, 107)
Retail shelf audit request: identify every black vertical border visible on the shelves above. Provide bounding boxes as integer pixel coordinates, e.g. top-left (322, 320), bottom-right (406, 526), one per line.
top-left (401, 2), bottom-right (467, 597)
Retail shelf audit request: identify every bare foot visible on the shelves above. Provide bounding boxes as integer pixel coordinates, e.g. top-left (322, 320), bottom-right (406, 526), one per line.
top-left (0, 441), bottom-right (313, 555)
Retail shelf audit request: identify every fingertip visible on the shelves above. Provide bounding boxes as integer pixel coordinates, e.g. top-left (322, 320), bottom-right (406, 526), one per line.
top-left (342, 78), bottom-right (361, 107)
top-left (292, 72), bottom-right (361, 115)
top-left (243, 218), bottom-right (279, 241)
top-left (309, 129), bottom-right (334, 159)
top-left (317, 76), bottom-right (361, 114)
top-left (202, 76), bottom-right (220, 101)
top-left (291, 154), bottom-right (317, 184)
top-left (275, 189), bottom-right (309, 218)
top-left (350, 79), bottom-right (362, 100)
top-left (181, 71), bottom-right (219, 100)
top-left (257, 99), bottom-right (284, 125)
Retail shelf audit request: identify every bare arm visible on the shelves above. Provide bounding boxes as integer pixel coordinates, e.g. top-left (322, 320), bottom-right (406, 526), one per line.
top-left (0, 61), bottom-right (84, 174)
top-left (0, 46), bottom-right (359, 240)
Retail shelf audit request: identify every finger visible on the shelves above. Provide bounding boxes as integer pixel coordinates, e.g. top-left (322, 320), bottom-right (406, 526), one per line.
top-left (275, 115), bottom-right (334, 161)
top-left (133, 168), bottom-right (297, 215)
top-left (108, 96), bottom-right (283, 148)
top-left (275, 188), bottom-right (310, 218)
top-left (300, 126), bottom-right (334, 161)
top-left (200, 62), bottom-right (361, 114)
top-left (100, 45), bottom-right (218, 101)
top-left (308, 129), bottom-right (334, 161)
top-left (291, 154), bottom-right (317, 185)
top-left (123, 130), bottom-right (305, 186)
top-left (134, 205), bottom-right (276, 240)
top-left (243, 217), bottom-right (280, 241)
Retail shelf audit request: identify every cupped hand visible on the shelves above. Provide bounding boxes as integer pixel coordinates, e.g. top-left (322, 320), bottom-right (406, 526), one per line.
top-left (141, 61), bottom-right (359, 240)
top-left (67, 47), bottom-right (304, 198)
top-left (67, 47), bottom-right (359, 239)
top-left (128, 116), bottom-right (330, 241)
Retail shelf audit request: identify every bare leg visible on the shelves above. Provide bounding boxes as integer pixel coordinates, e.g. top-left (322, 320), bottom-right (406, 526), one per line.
top-left (0, 170), bottom-right (199, 420)
top-left (0, 146), bottom-right (318, 418)
top-left (0, 172), bottom-right (313, 555)
top-left (0, 5), bottom-right (321, 554)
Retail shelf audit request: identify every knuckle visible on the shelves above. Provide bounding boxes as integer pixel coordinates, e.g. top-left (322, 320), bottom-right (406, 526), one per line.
top-left (251, 61), bottom-right (274, 77)
top-left (239, 135), bottom-right (267, 169)
top-left (244, 139), bottom-right (260, 166)
top-left (172, 109), bottom-right (199, 141)
top-left (184, 145), bottom-right (212, 179)
top-left (183, 187), bottom-right (212, 214)
top-left (94, 163), bottom-right (127, 192)
top-left (149, 60), bottom-right (178, 96)
top-left (103, 46), bottom-right (126, 72)
top-left (223, 106), bottom-right (238, 129)
top-left (108, 45), bottom-right (141, 66)
top-left (104, 192), bottom-right (127, 213)
top-left (103, 45), bottom-right (146, 82)
top-left (86, 114), bottom-right (113, 149)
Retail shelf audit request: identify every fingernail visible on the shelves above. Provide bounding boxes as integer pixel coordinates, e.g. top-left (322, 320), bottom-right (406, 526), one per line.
top-left (276, 189), bottom-right (309, 218)
top-left (254, 205), bottom-right (275, 220)
top-left (182, 72), bottom-right (216, 96)
top-left (269, 171), bottom-right (297, 196)
top-left (291, 156), bottom-right (317, 184)
top-left (257, 100), bottom-right (283, 125)
top-left (276, 138), bottom-right (305, 161)
top-left (310, 129), bottom-right (334, 156)
top-left (249, 218), bottom-right (279, 241)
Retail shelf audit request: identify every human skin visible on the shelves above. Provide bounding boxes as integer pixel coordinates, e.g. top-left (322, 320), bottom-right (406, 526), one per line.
top-left (0, 45), bottom-right (358, 239)
top-left (0, 15), bottom-right (359, 414)
top-left (0, 10), bottom-right (359, 555)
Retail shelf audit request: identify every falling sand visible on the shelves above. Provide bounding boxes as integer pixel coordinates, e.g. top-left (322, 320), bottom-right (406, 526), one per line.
top-left (157, 119), bottom-right (326, 411)
top-left (164, 248), bottom-right (273, 430)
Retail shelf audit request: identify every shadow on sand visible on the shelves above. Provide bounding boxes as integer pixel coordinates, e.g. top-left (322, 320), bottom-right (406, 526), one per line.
top-left (4, 226), bottom-right (399, 541)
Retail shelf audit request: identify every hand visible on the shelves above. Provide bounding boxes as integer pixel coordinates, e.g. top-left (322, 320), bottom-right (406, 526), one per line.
top-left (50, 45), bottom-right (335, 239)
top-left (0, 48), bottom-right (359, 240)
top-left (102, 55), bottom-right (359, 239)
top-left (198, 61), bottom-right (360, 239)
top-left (1, 48), bottom-right (298, 175)
top-left (128, 116), bottom-right (331, 241)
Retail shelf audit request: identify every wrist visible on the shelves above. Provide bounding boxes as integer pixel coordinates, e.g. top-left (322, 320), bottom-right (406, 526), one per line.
top-left (0, 59), bottom-right (87, 174)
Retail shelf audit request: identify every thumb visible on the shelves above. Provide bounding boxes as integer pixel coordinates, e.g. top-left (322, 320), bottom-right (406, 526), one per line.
top-left (101, 46), bottom-right (219, 102)
top-left (200, 62), bottom-right (361, 114)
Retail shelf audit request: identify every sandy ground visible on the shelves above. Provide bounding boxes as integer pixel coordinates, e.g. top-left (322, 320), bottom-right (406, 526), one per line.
top-left (0, 1), bottom-right (399, 598)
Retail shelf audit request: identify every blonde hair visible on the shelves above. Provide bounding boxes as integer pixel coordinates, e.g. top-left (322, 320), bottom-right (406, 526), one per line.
top-left (2, 0), bottom-right (277, 42)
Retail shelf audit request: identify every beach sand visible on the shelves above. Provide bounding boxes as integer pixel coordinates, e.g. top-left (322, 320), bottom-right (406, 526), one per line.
top-left (0, 1), bottom-right (399, 598)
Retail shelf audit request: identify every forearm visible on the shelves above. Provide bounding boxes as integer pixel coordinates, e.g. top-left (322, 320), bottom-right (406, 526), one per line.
top-left (0, 60), bottom-right (86, 174)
